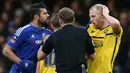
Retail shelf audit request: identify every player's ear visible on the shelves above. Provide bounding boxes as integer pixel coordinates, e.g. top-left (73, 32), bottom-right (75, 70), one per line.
top-left (59, 19), bottom-right (62, 25)
top-left (100, 13), bottom-right (105, 19)
top-left (34, 15), bottom-right (39, 20)
top-left (73, 18), bottom-right (75, 22)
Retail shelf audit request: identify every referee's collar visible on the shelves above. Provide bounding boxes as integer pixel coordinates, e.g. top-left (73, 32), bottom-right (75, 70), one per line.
top-left (62, 23), bottom-right (73, 28)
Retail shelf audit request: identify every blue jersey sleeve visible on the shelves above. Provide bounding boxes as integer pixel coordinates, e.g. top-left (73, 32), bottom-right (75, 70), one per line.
top-left (8, 28), bottom-right (28, 50)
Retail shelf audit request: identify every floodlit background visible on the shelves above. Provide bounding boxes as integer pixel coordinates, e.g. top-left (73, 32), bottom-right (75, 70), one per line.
top-left (0, 0), bottom-right (130, 73)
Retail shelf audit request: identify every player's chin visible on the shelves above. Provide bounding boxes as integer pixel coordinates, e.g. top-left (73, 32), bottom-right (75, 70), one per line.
top-left (91, 22), bottom-right (95, 25)
top-left (41, 20), bottom-right (50, 27)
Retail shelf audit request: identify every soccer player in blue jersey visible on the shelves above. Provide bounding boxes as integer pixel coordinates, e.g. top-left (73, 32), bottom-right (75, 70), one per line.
top-left (2, 2), bottom-right (52, 73)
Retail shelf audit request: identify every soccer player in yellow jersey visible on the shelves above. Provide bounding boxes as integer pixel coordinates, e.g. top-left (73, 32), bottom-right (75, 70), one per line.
top-left (87, 4), bottom-right (123, 73)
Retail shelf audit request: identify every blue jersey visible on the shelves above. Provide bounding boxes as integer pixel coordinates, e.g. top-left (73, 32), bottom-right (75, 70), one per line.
top-left (8, 24), bottom-right (52, 73)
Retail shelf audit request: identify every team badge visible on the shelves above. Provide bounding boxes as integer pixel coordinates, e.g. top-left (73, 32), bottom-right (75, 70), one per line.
top-left (104, 30), bottom-right (108, 34)
top-left (25, 63), bottom-right (28, 67)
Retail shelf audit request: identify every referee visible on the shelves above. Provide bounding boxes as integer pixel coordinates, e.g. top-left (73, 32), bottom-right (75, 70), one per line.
top-left (37, 7), bottom-right (96, 73)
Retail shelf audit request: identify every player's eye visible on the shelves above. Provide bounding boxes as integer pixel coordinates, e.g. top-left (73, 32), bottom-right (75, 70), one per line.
top-left (91, 15), bottom-right (95, 18)
top-left (43, 12), bottom-right (47, 15)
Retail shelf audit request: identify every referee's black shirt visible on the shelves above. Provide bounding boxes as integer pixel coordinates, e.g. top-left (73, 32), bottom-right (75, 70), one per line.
top-left (42, 24), bottom-right (95, 72)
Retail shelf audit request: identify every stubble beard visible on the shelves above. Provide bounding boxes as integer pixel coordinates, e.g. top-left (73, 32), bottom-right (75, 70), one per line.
top-left (38, 19), bottom-right (46, 27)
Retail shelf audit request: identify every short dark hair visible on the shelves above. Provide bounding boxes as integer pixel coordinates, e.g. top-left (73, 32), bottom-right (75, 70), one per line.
top-left (29, 2), bottom-right (47, 21)
top-left (51, 14), bottom-right (60, 28)
top-left (58, 7), bottom-right (75, 23)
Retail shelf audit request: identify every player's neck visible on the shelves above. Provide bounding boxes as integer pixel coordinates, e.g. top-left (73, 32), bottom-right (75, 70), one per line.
top-left (100, 20), bottom-right (109, 29)
top-left (31, 20), bottom-right (41, 29)
top-left (54, 27), bottom-right (61, 32)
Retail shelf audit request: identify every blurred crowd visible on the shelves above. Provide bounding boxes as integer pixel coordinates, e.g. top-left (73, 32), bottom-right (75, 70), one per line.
top-left (0, 0), bottom-right (130, 73)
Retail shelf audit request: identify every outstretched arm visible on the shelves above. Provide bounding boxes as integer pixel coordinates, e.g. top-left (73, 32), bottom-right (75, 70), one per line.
top-left (37, 35), bottom-right (50, 61)
top-left (37, 46), bottom-right (48, 61)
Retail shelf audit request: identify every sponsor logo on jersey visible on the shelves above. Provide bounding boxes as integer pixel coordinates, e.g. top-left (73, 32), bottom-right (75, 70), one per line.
top-left (35, 40), bottom-right (42, 44)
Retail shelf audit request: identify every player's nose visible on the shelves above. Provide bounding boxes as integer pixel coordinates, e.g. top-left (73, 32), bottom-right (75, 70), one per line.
top-left (90, 19), bottom-right (93, 23)
top-left (47, 13), bottom-right (49, 17)
top-left (90, 18), bottom-right (93, 22)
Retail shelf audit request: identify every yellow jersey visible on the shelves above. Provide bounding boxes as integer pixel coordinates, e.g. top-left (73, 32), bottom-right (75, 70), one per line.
top-left (87, 24), bottom-right (123, 73)
top-left (40, 50), bottom-right (56, 73)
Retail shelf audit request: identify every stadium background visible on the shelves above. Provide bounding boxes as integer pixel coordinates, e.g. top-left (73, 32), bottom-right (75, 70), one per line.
top-left (0, 0), bottom-right (130, 73)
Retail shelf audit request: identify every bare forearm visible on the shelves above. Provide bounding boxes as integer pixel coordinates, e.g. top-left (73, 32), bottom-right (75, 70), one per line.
top-left (36, 62), bottom-right (40, 73)
top-left (6, 50), bottom-right (21, 64)
top-left (37, 35), bottom-right (50, 61)
top-left (105, 15), bottom-right (121, 34)
top-left (43, 35), bottom-right (50, 42)
top-left (37, 46), bottom-right (47, 61)
top-left (105, 15), bottom-right (119, 25)
top-left (3, 45), bottom-right (21, 64)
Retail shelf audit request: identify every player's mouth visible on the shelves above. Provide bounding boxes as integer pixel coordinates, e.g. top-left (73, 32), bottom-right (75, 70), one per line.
top-left (45, 19), bottom-right (50, 24)
top-left (91, 22), bottom-right (95, 24)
